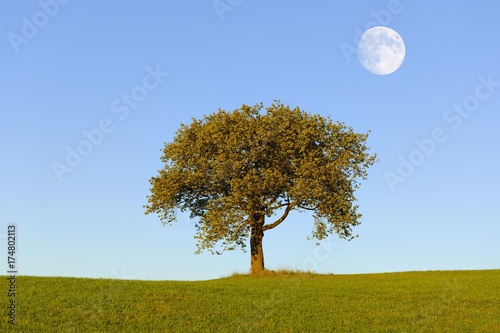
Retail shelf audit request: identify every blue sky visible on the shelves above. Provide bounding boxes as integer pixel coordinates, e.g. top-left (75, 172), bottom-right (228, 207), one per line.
top-left (1, 0), bottom-right (499, 281)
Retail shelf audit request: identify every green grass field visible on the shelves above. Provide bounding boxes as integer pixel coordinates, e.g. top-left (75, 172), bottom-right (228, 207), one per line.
top-left (1, 270), bottom-right (499, 332)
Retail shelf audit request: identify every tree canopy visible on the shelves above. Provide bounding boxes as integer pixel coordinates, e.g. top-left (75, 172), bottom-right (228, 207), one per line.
top-left (144, 102), bottom-right (377, 274)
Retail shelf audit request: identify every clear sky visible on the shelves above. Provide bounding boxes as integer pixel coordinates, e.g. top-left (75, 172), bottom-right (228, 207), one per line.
top-left (1, 1), bottom-right (499, 281)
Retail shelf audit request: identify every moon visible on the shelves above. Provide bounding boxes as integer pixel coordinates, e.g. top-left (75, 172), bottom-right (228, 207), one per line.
top-left (357, 26), bottom-right (405, 75)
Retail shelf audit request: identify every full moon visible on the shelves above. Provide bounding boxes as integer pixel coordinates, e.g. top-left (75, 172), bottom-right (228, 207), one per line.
top-left (357, 26), bottom-right (405, 75)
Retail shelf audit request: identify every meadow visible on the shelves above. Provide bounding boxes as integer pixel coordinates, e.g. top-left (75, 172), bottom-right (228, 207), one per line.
top-left (1, 270), bottom-right (499, 332)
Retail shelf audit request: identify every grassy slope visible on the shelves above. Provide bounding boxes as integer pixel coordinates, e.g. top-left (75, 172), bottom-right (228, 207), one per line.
top-left (1, 270), bottom-right (499, 332)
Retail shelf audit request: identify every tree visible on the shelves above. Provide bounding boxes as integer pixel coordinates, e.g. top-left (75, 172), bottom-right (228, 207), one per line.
top-left (144, 102), bottom-right (377, 275)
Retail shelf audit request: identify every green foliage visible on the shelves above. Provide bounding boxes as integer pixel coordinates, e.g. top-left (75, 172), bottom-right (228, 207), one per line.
top-left (2, 270), bottom-right (499, 332)
top-left (145, 101), bottom-right (377, 255)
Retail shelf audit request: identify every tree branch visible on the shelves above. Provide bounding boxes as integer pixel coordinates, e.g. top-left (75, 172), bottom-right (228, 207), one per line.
top-left (297, 202), bottom-right (320, 211)
top-left (262, 201), bottom-right (299, 231)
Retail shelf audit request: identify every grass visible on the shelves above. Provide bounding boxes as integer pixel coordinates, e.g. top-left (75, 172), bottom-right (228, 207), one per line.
top-left (1, 269), bottom-right (499, 332)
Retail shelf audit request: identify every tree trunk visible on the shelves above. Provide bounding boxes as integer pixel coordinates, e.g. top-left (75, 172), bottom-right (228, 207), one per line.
top-left (250, 214), bottom-right (265, 275)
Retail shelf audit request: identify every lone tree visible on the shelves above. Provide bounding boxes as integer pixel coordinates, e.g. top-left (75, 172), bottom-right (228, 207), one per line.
top-left (145, 102), bottom-right (376, 275)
